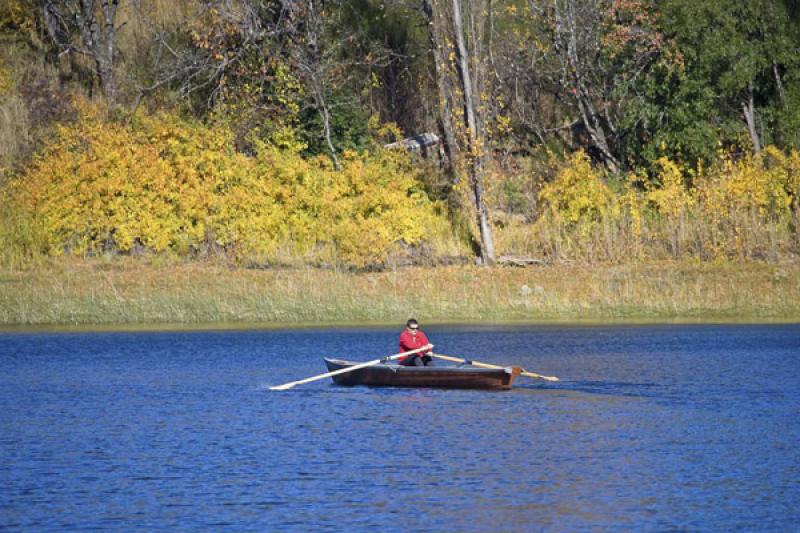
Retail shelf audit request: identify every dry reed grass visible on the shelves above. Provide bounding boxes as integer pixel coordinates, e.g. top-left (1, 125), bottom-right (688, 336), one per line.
top-left (0, 93), bottom-right (29, 172)
top-left (1, 258), bottom-right (798, 326)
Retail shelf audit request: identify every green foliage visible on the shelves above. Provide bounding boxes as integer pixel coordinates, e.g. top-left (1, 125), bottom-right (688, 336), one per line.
top-left (651, 0), bottom-right (800, 160)
top-left (299, 93), bottom-right (370, 157)
top-left (334, 0), bottom-right (431, 132)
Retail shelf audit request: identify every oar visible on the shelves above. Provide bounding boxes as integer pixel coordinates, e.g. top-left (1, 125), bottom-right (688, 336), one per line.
top-left (429, 352), bottom-right (559, 381)
top-left (269, 344), bottom-right (434, 391)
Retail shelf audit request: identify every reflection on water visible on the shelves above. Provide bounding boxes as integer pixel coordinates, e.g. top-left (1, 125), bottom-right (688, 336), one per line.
top-left (1, 324), bottom-right (799, 531)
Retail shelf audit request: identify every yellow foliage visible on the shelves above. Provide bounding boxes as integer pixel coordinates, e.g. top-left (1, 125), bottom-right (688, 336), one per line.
top-left (0, 64), bottom-right (12, 97)
top-left (538, 151), bottom-right (619, 225)
top-left (709, 149), bottom-right (792, 218)
top-left (688, 147), bottom-right (797, 258)
top-left (369, 115), bottom-right (403, 145)
top-left (527, 152), bottom-right (624, 262)
top-left (647, 157), bottom-right (694, 218)
top-left (496, 146), bottom-right (800, 264)
top-left (11, 100), bottom-right (451, 268)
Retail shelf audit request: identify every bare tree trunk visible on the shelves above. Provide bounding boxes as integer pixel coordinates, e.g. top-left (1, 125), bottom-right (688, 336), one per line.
top-left (314, 81), bottom-right (340, 170)
top-left (299, 0), bottom-right (340, 170)
top-left (42, 0), bottom-right (119, 103)
top-left (575, 91), bottom-right (619, 173)
top-left (551, 0), bottom-right (620, 172)
top-left (773, 62), bottom-right (786, 106)
top-left (73, 0), bottom-right (119, 102)
top-left (450, 0), bottom-right (495, 264)
top-left (560, 0), bottom-right (619, 172)
top-left (424, 0), bottom-right (458, 175)
top-left (742, 82), bottom-right (761, 153)
top-left (97, 0), bottom-right (119, 101)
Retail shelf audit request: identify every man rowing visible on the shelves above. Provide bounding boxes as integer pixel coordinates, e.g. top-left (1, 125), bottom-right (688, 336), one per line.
top-left (397, 318), bottom-right (433, 366)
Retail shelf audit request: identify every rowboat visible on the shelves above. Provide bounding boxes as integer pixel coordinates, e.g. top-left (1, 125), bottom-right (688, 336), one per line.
top-left (323, 358), bottom-right (522, 390)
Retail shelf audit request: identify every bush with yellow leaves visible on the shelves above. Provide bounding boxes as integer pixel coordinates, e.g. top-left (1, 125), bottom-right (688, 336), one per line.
top-left (644, 156), bottom-right (696, 258)
top-left (532, 151), bottom-right (624, 262)
top-left (9, 101), bottom-right (451, 268)
top-left (692, 147), bottom-right (798, 259)
top-left (496, 146), bottom-right (800, 264)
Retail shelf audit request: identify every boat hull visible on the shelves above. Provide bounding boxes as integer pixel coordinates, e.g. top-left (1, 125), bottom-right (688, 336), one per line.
top-left (324, 358), bottom-right (521, 390)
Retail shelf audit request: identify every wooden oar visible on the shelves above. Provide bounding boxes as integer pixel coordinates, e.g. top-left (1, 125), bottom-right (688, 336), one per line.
top-left (269, 344), bottom-right (434, 391)
top-left (429, 353), bottom-right (559, 381)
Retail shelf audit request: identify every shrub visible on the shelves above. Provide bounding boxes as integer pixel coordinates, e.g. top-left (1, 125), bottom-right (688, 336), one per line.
top-left (533, 151), bottom-right (623, 262)
top-left (10, 100), bottom-right (454, 268)
top-left (493, 147), bottom-right (800, 263)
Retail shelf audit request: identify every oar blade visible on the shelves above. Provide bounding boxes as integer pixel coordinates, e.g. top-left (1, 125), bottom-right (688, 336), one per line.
top-left (269, 383), bottom-right (295, 391)
top-left (521, 370), bottom-right (559, 381)
top-left (432, 353), bottom-right (560, 382)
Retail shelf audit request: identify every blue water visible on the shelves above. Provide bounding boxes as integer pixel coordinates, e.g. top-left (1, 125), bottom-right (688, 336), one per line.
top-left (1, 324), bottom-right (799, 531)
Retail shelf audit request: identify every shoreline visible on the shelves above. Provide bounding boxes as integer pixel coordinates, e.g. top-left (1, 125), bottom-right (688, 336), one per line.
top-left (2, 259), bottom-right (799, 328)
top-left (1, 316), bottom-right (799, 334)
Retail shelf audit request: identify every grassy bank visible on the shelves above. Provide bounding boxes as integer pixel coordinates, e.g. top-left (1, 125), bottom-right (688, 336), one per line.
top-left (1, 259), bottom-right (799, 327)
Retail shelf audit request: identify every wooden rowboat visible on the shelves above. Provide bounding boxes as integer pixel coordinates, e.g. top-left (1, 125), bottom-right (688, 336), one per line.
top-left (323, 358), bottom-right (522, 390)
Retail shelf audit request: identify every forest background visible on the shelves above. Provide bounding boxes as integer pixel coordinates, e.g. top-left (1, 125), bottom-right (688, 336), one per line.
top-left (1, 0), bottom-right (799, 325)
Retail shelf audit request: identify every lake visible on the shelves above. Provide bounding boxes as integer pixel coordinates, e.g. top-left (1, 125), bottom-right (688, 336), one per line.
top-left (1, 324), bottom-right (799, 531)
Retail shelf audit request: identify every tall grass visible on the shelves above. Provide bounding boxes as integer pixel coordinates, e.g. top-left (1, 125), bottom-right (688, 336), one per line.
top-left (1, 259), bottom-right (797, 326)
top-left (0, 93), bottom-right (28, 172)
top-left (0, 37), bottom-right (31, 174)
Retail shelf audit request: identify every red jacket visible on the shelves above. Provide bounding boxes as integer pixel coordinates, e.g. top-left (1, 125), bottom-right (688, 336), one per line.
top-left (398, 329), bottom-right (431, 361)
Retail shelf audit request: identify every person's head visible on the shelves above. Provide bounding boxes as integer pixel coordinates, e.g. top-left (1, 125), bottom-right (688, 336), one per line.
top-left (406, 318), bottom-right (420, 334)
